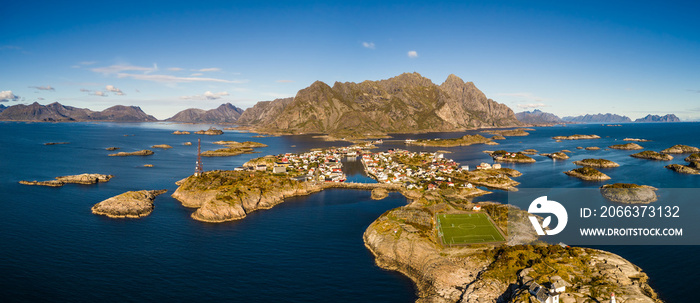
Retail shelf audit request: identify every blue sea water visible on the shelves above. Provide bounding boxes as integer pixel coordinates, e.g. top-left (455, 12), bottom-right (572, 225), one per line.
top-left (0, 122), bottom-right (698, 302)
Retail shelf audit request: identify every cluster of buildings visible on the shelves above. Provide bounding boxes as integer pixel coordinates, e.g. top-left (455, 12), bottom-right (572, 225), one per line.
top-left (360, 148), bottom-right (475, 190)
top-left (264, 144), bottom-right (374, 183)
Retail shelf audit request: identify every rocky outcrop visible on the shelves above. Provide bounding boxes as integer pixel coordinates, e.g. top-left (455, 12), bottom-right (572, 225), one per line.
top-left (685, 153), bottom-right (700, 163)
top-left (151, 144), bottom-right (173, 149)
top-left (201, 141), bottom-right (267, 157)
top-left (600, 183), bottom-right (658, 204)
top-left (552, 134), bottom-right (600, 140)
top-left (564, 167), bottom-right (611, 181)
top-left (665, 164), bottom-right (700, 175)
top-left (485, 128), bottom-right (529, 137)
top-left (661, 144), bottom-right (699, 154)
top-left (573, 158), bottom-right (620, 168)
top-left (165, 103), bottom-right (244, 123)
top-left (634, 114), bottom-right (680, 123)
top-left (194, 127), bottom-right (224, 135)
top-left (44, 142), bottom-right (69, 145)
top-left (106, 147), bottom-right (119, 150)
top-left (171, 171), bottom-right (324, 223)
top-left (20, 173), bottom-right (113, 187)
top-left (491, 151), bottom-right (536, 163)
top-left (239, 73), bottom-right (519, 137)
top-left (108, 149), bottom-right (154, 156)
top-left (623, 138), bottom-right (651, 142)
top-left (585, 146), bottom-right (601, 150)
top-left (408, 134), bottom-right (494, 147)
top-left (630, 150), bottom-right (673, 161)
top-left (541, 152), bottom-right (569, 160)
top-left (609, 143), bottom-right (643, 150)
top-left (173, 131), bottom-right (190, 135)
top-left (91, 190), bottom-right (167, 218)
top-left (371, 188), bottom-right (389, 200)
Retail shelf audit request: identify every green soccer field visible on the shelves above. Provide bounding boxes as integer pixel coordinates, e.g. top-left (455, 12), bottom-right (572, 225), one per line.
top-left (436, 213), bottom-right (506, 245)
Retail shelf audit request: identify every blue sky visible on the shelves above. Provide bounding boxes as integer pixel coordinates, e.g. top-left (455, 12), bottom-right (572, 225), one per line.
top-left (1, 0), bottom-right (699, 120)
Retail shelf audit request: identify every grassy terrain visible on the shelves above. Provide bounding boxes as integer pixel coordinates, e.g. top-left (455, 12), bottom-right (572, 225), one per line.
top-left (437, 213), bottom-right (505, 245)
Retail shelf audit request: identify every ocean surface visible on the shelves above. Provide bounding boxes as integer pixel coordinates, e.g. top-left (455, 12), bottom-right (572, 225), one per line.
top-left (0, 122), bottom-right (698, 302)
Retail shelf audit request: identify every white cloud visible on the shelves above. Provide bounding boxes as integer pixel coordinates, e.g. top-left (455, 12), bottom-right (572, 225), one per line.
top-left (516, 103), bottom-right (547, 109)
top-left (0, 90), bottom-right (20, 102)
top-left (91, 64), bottom-right (158, 74)
top-left (105, 85), bottom-right (125, 95)
top-left (80, 88), bottom-right (91, 92)
top-left (276, 80), bottom-right (294, 83)
top-left (117, 73), bottom-right (245, 83)
top-left (195, 67), bottom-right (221, 72)
top-left (30, 85), bottom-right (55, 91)
top-left (167, 67), bottom-right (183, 71)
top-left (190, 73), bottom-right (204, 76)
top-left (180, 91), bottom-right (230, 100)
top-left (93, 91), bottom-right (107, 97)
top-left (362, 42), bottom-right (375, 49)
top-left (407, 50), bottom-right (418, 58)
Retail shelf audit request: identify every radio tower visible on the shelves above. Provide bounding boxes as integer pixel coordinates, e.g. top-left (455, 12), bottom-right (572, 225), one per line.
top-left (195, 138), bottom-right (203, 177)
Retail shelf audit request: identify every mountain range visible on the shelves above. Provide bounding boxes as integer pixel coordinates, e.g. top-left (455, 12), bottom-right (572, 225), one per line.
top-left (165, 103), bottom-right (244, 123)
top-left (235, 73), bottom-right (520, 137)
top-left (0, 73), bottom-right (683, 131)
top-left (0, 102), bottom-right (157, 122)
top-left (562, 113), bottom-right (632, 123)
top-left (515, 109), bottom-right (563, 124)
top-left (634, 114), bottom-right (680, 122)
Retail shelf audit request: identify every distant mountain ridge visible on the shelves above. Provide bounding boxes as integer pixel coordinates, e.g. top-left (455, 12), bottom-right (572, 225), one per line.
top-left (634, 114), bottom-right (680, 122)
top-left (0, 104), bottom-right (7, 113)
top-left (0, 102), bottom-right (157, 122)
top-left (165, 103), bottom-right (244, 123)
top-left (237, 73), bottom-right (520, 137)
top-left (515, 109), bottom-right (562, 124)
top-left (562, 113), bottom-right (632, 123)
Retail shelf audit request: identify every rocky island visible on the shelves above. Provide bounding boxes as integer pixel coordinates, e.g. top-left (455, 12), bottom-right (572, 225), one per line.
top-left (609, 143), bottom-right (643, 150)
top-left (552, 134), bottom-right (600, 140)
top-left (600, 183), bottom-right (658, 203)
top-left (661, 144), bottom-right (699, 154)
top-left (364, 201), bottom-right (659, 302)
top-left (108, 149), bottom-right (154, 156)
top-left (151, 144), bottom-right (173, 149)
top-left (630, 150), bottom-right (673, 161)
top-left (407, 134), bottom-right (495, 147)
top-left (564, 167), bottom-right (611, 181)
top-left (106, 147), bottom-right (119, 151)
top-left (540, 151), bottom-right (569, 160)
top-left (44, 142), bottom-right (70, 145)
top-left (623, 138), bottom-right (651, 142)
top-left (585, 146), bottom-right (601, 150)
top-left (485, 128), bottom-right (530, 137)
top-left (685, 153), bottom-right (700, 163)
top-left (201, 141), bottom-right (268, 157)
top-left (665, 164), bottom-right (700, 175)
top-left (491, 150), bottom-right (536, 163)
top-left (20, 173), bottom-right (113, 187)
top-left (173, 130), bottom-right (191, 135)
top-left (91, 189), bottom-right (167, 218)
top-left (572, 158), bottom-right (620, 168)
top-left (194, 127), bottom-right (224, 135)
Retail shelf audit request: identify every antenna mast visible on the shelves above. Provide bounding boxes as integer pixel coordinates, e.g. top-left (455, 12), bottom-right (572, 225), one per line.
top-left (195, 138), bottom-right (203, 176)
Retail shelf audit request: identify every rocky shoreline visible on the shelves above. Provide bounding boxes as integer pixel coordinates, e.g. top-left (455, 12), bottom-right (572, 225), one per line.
top-left (108, 149), bottom-right (154, 156)
top-left (91, 189), bottom-right (167, 218)
top-left (630, 151), bottom-right (673, 161)
top-left (609, 143), bottom-right (643, 150)
top-left (564, 167), bottom-right (611, 181)
top-left (573, 158), bottom-right (619, 168)
top-left (20, 173), bottom-right (113, 187)
top-left (600, 183), bottom-right (658, 204)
